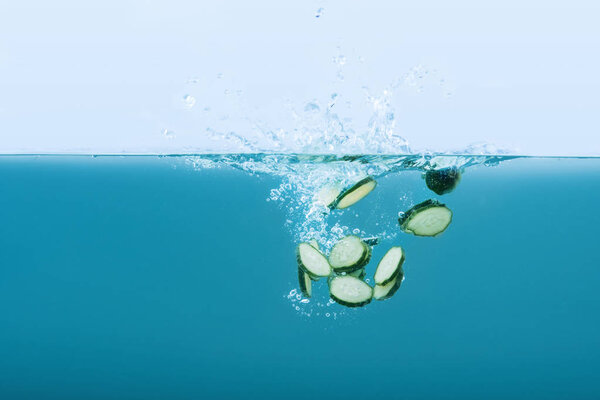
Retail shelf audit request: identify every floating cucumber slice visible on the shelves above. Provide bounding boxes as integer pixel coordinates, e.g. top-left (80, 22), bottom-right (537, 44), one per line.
top-left (348, 268), bottom-right (366, 280)
top-left (425, 167), bottom-right (461, 195)
top-left (329, 276), bottom-right (373, 307)
top-left (328, 235), bottom-right (371, 273)
top-left (399, 200), bottom-right (452, 237)
top-left (331, 177), bottom-right (377, 209)
top-left (298, 267), bottom-right (312, 298)
top-left (374, 246), bottom-right (405, 286)
top-left (373, 271), bottom-right (403, 301)
top-left (309, 239), bottom-right (320, 250)
top-left (296, 242), bottom-right (332, 278)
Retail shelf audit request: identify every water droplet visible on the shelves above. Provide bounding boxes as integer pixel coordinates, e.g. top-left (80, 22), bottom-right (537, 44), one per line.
top-left (182, 94), bottom-right (196, 109)
top-left (352, 228), bottom-right (360, 234)
top-left (315, 7), bottom-right (324, 18)
top-left (162, 129), bottom-right (175, 139)
top-left (326, 313), bottom-right (331, 317)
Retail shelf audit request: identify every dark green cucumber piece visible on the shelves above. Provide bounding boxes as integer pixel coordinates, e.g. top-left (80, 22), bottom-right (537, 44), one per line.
top-left (296, 242), bottom-right (332, 278)
top-left (328, 235), bottom-right (371, 273)
top-left (424, 167), bottom-right (461, 195)
top-left (298, 267), bottom-right (312, 298)
top-left (374, 246), bottom-right (405, 286)
top-left (331, 177), bottom-right (377, 209)
top-left (399, 199), bottom-right (452, 237)
top-left (329, 276), bottom-right (373, 307)
top-left (373, 270), bottom-right (404, 301)
top-left (362, 236), bottom-right (380, 246)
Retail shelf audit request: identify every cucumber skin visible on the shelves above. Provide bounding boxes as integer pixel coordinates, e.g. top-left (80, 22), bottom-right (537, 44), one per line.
top-left (375, 248), bottom-right (405, 286)
top-left (331, 242), bottom-right (371, 273)
top-left (398, 199), bottom-right (452, 237)
top-left (424, 167), bottom-right (461, 195)
top-left (296, 244), bottom-right (331, 279)
top-left (329, 177), bottom-right (377, 210)
top-left (330, 293), bottom-right (372, 308)
top-left (297, 267), bottom-right (311, 298)
top-left (375, 271), bottom-right (404, 301)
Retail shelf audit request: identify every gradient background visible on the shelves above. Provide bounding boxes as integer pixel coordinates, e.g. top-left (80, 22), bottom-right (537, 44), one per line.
top-left (1, 0), bottom-right (599, 155)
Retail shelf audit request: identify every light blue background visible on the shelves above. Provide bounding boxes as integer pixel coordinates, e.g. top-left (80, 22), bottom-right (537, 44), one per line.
top-left (1, 0), bottom-right (599, 155)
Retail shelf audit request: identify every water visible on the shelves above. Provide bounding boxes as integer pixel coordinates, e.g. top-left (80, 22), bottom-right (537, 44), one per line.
top-left (1, 154), bottom-right (600, 399)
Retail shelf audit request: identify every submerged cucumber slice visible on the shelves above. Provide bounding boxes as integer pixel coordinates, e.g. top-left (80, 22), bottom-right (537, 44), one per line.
top-left (348, 268), bottom-right (366, 280)
top-left (374, 246), bottom-right (405, 286)
top-left (315, 183), bottom-right (343, 208)
top-left (329, 276), bottom-right (373, 307)
top-left (331, 177), bottom-right (377, 209)
top-left (399, 200), bottom-right (452, 237)
top-left (373, 271), bottom-right (403, 301)
top-left (297, 242), bottom-right (332, 278)
top-left (298, 267), bottom-right (312, 298)
top-left (309, 239), bottom-right (320, 250)
top-left (328, 235), bottom-right (371, 273)
top-left (425, 167), bottom-right (461, 195)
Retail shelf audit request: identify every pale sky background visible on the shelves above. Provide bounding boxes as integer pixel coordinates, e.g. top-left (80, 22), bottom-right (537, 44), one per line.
top-left (0, 0), bottom-right (599, 155)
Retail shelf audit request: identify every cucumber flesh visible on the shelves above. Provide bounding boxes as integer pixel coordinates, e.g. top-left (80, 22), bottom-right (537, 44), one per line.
top-left (315, 183), bottom-right (343, 208)
top-left (298, 267), bottom-right (312, 298)
top-left (399, 200), bottom-right (452, 237)
top-left (374, 246), bottom-right (405, 286)
top-left (328, 235), bottom-right (371, 273)
top-left (373, 272), bottom-right (403, 301)
top-left (297, 242), bottom-right (332, 278)
top-left (329, 276), bottom-right (373, 307)
top-left (331, 177), bottom-right (377, 209)
top-left (309, 239), bottom-right (320, 250)
top-left (425, 167), bottom-right (461, 195)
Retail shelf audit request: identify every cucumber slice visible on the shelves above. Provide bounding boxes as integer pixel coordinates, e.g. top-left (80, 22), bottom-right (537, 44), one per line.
top-left (399, 200), bottom-right (452, 237)
top-left (329, 276), bottom-right (373, 307)
top-left (331, 177), bottom-right (377, 209)
top-left (374, 246), bottom-right (405, 286)
top-left (373, 271), bottom-right (403, 301)
top-left (328, 235), bottom-right (371, 273)
top-left (309, 239), bottom-right (320, 250)
top-left (315, 183), bottom-right (343, 208)
top-left (425, 167), bottom-right (461, 195)
top-left (348, 268), bottom-right (366, 280)
top-left (296, 242), bottom-right (332, 278)
top-left (298, 267), bottom-right (312, 298)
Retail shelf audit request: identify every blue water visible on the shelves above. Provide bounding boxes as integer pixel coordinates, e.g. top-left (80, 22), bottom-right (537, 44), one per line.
top-left (1, 155), bottom-right (600, 399)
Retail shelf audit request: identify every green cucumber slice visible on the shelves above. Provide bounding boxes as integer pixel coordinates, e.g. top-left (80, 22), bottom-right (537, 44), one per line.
top-left (296, 242), bottom-right (332, 278)
top-left (309, 239), bottom-right (320, 250)
top-left (329, 276), bottom-right (373, 307)
top-left (328, 235), bottom-right (371, 273)
top-left (298, 267), bottom-right (312, 298)
top-left (399, 199), bottom-right (452, 237)
top-left (331, 177), bottom-right (377, 209)
top-left (425, 167), bottom-right (461, 195)
top-left (373, 271), bottom-right (403, 301)
top-left (315, 183), bottom-right (343, 208)
top-left (374, 246), bottom-right (405, 286)
top-left (348, 268), bottom-right (366, 280)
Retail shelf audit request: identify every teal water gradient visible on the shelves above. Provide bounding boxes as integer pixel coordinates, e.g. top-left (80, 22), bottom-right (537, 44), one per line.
top-left (1, 156), bottom-right (599, 399)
